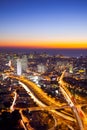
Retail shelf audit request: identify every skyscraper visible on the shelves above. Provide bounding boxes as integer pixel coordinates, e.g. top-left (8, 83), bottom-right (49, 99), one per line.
top-left (21, 55), bottom-right (28, 72)
top-left (17, 58), bottom-right (22, 75)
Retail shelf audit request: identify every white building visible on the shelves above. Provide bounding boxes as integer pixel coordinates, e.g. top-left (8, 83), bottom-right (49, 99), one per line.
top-left (21, 55), bottom-right (28, 72)
top-left (69, 64), bottom-right (73, 74)
top-left (17, 58), bottom-right (22, 75)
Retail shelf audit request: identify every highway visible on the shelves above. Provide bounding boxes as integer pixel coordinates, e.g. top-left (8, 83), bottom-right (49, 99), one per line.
top-left (9, 73), bottom-right (87, 130)
top-left (58, 70), bottom-right (86, 130)
top-left (19, 80), bottom-right (75, 121)
top-left (9, 75), bottom-right (76, 122)
top-left (10, 91), bottom-right (17, 112)
top-left (1, 71), bottom-right (87, 129)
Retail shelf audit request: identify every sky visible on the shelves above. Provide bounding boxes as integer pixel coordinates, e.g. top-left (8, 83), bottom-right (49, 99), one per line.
top-left (0, 0), bottom-right (87, 48)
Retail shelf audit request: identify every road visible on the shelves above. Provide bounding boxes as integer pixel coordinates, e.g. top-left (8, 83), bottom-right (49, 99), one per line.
top-left (9, 73), bottom-right (87, 129)
top-left (19, 80), bottom-right (75, 121)
top-left (2, 72), bottom-right (87, 129)
top-left (9, 75), bottom-right (76, 122)
top-left (58, 70), bottom-right (85, 130)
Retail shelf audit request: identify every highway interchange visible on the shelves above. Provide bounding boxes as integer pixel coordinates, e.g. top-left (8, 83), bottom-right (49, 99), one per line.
top-left (8, 71), bottom-right (87, 130)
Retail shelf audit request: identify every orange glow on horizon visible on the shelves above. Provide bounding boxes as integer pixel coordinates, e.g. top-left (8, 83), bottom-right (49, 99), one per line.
top-left (0, 40), bottom-right (87, 49)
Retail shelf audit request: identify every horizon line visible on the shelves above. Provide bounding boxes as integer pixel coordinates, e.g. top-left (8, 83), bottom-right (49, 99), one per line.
top-left (0, 40), bottom-right (87, 49)
top-left (0, 46), bottom-right (87, 50)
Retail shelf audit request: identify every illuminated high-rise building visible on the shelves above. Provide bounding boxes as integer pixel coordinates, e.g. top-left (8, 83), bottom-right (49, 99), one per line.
top-left (17, 58), bottom-right (22, 75)
top-left (21, 55), bottom-right (28, 72)
top-left (69, 64), bottom-right (73, 74)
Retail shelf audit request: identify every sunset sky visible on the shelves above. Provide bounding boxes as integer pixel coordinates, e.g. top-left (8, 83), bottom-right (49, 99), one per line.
top-left (0, 0), bottom-right (87, 48)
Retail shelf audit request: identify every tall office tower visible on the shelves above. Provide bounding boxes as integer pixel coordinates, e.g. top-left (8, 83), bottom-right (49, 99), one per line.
top-left (17, 58), bottom-right (22, 75)
top-left (21, 55), bottom-right (28, 72)
top-left (69, 64), bottom-right (73, 74)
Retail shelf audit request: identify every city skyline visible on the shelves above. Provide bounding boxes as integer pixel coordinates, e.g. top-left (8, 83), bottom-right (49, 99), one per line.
top-left (0, 0), bottom-right (87, 48)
